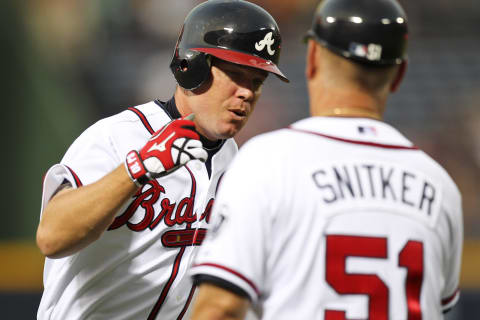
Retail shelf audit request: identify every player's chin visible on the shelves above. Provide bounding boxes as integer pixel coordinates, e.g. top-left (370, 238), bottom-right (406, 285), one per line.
top-left (218, 121), bottom-right (245, 139)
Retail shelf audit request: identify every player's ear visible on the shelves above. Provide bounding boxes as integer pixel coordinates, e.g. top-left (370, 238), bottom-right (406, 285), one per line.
top-left (390, 61), bottom-right (407, 93)
top-left (305, 39), bottom-right (318, 80)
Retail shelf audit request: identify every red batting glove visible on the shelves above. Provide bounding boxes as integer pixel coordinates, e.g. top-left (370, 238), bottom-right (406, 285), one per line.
top-left (125, 115), bottom-right (207, 186)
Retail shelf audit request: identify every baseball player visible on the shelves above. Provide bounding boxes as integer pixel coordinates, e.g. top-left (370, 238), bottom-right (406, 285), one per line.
top-left (190, 0), bottom-right (463, 319)
top-left (35, 1), bottom-right (288, 319)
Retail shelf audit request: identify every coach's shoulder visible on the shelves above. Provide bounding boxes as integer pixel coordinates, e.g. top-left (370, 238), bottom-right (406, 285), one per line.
top-left (240, 127), bottom-right (292, 156)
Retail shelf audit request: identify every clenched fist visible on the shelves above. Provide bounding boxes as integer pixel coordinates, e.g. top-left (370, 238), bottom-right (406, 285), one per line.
top-left (125, 114), bottom-right (207, 186)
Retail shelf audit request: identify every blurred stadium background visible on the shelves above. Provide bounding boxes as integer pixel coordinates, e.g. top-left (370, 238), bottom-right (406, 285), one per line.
top-left (1, 0), bottom-right (479, 318)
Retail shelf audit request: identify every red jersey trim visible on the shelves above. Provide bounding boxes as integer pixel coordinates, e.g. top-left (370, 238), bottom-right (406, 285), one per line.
top-left (441, 288), bottom-right (459, 306)
top-left (193, 263), bottom-right (259, 296)
top-left (65, 165), bottom-right (83, 187)
top-left (147, 167), bottom-right (198, 318)
top-left (148, 246), bottom-right (187, 320)
top-left (176, 285), bottom-right (197, 320)
top-left (288, 127), bottom-right (419, 150)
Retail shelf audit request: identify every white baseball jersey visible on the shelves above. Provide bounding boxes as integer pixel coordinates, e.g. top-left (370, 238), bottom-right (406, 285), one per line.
top-left (37, 99), bottom-right (237, 320)
top-left (191, 117), bottom-right (463, 320)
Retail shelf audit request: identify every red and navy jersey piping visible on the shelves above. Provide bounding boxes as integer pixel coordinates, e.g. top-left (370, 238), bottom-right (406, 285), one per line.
top-left (441, 288), bottom-right (459, 306)
top-left (128, 107), bottom-right (155, 135)
top-left (65, 165), bottom-right (83, 187)
top-left (288, 127), bottom-right (419, 150)
top-left (192, 263), bottom-right (259, 297)
top-left (147, 245), bottom-right (187, 320)
top-left (128, 98), bottom-right (178, 135)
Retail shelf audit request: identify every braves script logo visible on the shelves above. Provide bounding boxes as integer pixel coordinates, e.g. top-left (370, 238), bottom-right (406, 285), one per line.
top-left (255, 31), bottom-right (275, 56)
top-left (108, 179), bottom-right (214, 232)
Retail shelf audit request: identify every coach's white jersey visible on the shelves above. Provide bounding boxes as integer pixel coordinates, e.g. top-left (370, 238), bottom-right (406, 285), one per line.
top-left (37, 101), bottom-right (237, 320)
top-left (191, 117), bottom-right (463, 320)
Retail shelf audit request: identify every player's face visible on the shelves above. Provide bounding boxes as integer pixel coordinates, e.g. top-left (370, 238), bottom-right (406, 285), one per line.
top-left (190, 59), bottom-right (268, 141)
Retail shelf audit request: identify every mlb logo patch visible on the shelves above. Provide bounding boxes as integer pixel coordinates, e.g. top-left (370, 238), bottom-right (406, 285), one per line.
top-left (358, 126), bottom-right (377, 135)
top-left (350, 42), bottom-right (368, 58)
top-left (349, 42), bottom-right (382, 61)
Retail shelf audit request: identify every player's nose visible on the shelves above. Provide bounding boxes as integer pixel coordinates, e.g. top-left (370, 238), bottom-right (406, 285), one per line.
top-left (235, 83), bottom-right (255, 102)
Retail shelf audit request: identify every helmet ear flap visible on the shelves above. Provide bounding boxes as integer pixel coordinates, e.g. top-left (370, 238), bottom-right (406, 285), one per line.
top-left (170, 50), bottom-right (212, 90)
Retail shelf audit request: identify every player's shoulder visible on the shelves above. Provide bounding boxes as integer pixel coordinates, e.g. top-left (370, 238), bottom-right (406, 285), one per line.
top-left (64, 101), bottom-right (170, 157)
top-left (86, 101), bottom-right (171, 136)
top-left (101, 101), bottom-right (170, 128)
top-left (239, 116), bottom-right (347, 153)
top-left (239, 126), bottom-right (292, 155)
top-left (287, 116), bottom-right (416, 147)
top-left (233, 126), bottom-right (297, 174)
top-left (418, 148), bottom-right (462, 202)
top-left (237, 118), bottom-right (327, 160)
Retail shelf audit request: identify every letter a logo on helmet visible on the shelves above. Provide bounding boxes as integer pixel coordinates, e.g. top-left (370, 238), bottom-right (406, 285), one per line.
top-left (255, 32), bottom-right (276, 56)
top-left (170, 0), bottom-right (289, 90)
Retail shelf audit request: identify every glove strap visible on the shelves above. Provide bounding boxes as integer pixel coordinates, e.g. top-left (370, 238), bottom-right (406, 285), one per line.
top-left (125, 150), bottom-right (150, 187)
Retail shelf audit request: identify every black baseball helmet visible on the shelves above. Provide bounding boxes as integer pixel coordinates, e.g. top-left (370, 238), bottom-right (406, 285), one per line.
top-left (305, 0), bottom-right (408, 66)
top-left (170, 0), bottom-right (289, 90)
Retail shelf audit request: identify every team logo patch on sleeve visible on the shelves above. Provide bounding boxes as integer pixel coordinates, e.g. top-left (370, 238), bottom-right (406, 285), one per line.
top-left (208, 205), bottom-right (228, 240)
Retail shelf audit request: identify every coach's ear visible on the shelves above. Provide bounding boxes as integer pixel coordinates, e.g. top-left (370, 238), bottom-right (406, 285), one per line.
top-left (390, 61), bottom-right (407, 93)
top-left (305, 39), bottom-right (318, 80)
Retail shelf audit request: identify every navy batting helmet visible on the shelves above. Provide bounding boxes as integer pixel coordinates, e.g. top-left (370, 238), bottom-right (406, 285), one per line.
top-left (305, 0), bottom-right (408, 66)
top-left (170, 0), bottom-right (289, 90)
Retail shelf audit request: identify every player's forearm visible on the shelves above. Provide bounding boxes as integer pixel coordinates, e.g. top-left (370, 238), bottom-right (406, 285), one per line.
top-left (190, 284), bottom-right (249, 320)
top-left (36, 165), bottom-right (138, 258)
top-left (191, 309), bottom-right (244, 320)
